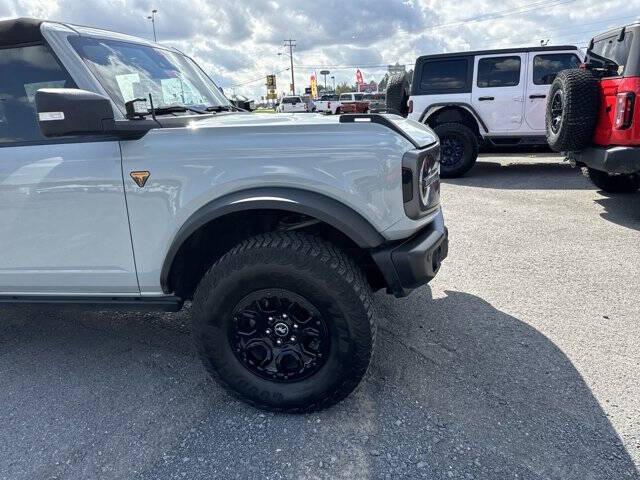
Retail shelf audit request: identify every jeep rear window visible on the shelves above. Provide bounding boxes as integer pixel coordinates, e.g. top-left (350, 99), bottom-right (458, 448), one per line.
top-left (0, 44), bottom-right (76, 144)
top-left (591, 32), bottom-right (634, 73)
top-left (419, 58), bottom-right (469, 92)
top-left (340, 94), bottom-right (352, 101)
top-left (533, 53), bottom-right (581, 85)
top-left (477, 56), bottom-right (521, 88)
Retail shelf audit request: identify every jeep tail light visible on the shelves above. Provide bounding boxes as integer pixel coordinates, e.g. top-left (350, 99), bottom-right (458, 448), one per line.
top-left (614, 92), bottom-right (635, 129)
top-left (408, 99), bottom-right (413, 114)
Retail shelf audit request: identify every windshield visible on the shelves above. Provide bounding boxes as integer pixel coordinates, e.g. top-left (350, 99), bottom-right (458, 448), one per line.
top-left (68, 36), bottom-right (230, 114)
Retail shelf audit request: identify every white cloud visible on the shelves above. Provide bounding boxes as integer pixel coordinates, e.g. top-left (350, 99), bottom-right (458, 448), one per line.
top-left (3, 0), bottom-right (640, 99)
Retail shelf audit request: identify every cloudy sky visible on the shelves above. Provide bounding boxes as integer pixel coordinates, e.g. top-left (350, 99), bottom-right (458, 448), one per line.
top-left (2, 0), bottom-right (639, 99)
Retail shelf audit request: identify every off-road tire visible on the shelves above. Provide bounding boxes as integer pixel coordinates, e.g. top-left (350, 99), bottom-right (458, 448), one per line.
top-left (386, 73), bottom-right (410, 117)
top-left (587, 168), bottom-right (640, 193)
top-left (434, 122), bottom-right (479, 178)
top-left (546, 69), bottom-right (599, 152)
top-left (191, 231), bottom-right (375, 413)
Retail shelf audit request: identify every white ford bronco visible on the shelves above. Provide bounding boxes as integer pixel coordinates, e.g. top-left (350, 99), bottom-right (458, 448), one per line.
top-left (0, 19), bottom-right (447, 411)
top-left (405, 46), bottom-right (582, 177)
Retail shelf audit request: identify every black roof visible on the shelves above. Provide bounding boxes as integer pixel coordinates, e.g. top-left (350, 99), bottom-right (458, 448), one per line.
top-left (592, 21), bottom-right (640, 41)
top-left (415, 45), bottom-right (578, 63)
top-left (0, 18), bottom-right (45, 47)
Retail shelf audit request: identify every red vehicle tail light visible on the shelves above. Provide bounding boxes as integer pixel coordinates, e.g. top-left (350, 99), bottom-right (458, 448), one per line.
top-left (614, 92), bottom-right (635, 129)
top-left (408, 99), bottom-right (413, 114)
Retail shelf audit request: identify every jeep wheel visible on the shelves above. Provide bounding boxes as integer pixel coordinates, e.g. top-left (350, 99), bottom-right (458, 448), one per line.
top-left (546, 69), bottom-right (599, 152)
top-left (587, 168), bottom-right (640, 193)
top-left (192, 231), bottom-right (375, 412)
top-left (386, 73), bottom-right (410, 117)
top-left (434, 122), bottom-right (479, 178)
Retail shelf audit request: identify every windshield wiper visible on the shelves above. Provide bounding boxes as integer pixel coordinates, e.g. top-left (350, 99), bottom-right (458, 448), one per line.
top-left (204, 105), bottom-right (239, 112)
top-left (149, 105), bottom-right (208, 116)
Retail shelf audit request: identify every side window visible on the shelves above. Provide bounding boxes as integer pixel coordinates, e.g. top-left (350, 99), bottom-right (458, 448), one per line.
top-left (419, 58), bottom-right (469, 93)
top-left (533, 54), bottom-right (582, 85)
top-left (477, 56), bottom-right (521, 88)
top-left (0, 44), bottom-right (76, 144)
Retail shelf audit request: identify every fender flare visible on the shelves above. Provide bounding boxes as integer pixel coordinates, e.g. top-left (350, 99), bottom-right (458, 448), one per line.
top-left (419, 102), bottom-right (489, 134)
top-left (160, 187), bottom-right (386, 293)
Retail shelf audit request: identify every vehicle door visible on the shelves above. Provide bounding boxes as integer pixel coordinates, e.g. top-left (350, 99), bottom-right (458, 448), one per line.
top-left (524, 51), bottom-right (582, 131)
top-left (0, 43), bottom-right (138, 294)
top-left (472, 53), bottom-right (526, 133)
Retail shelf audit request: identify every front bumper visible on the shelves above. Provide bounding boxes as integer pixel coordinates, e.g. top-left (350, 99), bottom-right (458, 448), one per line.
top-left (372, 210), bottom-right (448, 298)
top-left (572, 146), bottom-right (640, 174)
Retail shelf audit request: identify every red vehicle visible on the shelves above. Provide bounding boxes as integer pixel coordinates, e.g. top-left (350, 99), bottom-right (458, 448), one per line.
top-left (546, 21), bottom-right (640, 192)
top-left (338, 92), bottom-right (368, 114)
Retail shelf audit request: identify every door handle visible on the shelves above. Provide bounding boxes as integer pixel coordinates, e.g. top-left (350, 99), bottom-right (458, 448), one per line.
top-left (529, 94), bottom-right (547, 99)
top-left (478, 96), bottom-right (494, 101)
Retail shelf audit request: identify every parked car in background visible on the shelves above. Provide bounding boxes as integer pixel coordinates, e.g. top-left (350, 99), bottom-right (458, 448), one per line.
top-left (276, 95), bottom-right (308, 113)
top-left (339, 92), bottom-right (368, 113)
top-left (315, 94), bottom-right (341, 114)
top-left (403, 46), bottom-right (582, 177)
top-left (301, 95), bottom-right (317, 112)
top-left (364, 92), bottom-right (386, 113)
top-left (545, 21), bottom-right (640, 193)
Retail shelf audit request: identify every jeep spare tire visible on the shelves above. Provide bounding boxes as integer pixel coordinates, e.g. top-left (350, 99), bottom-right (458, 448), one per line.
top-left (546, 69), bottom-right (599, 152)
top-left (386, 73), bottom-right (410, 117)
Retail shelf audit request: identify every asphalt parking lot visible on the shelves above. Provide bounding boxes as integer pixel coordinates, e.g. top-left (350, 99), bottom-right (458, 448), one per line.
top-left (1, 155), bottom-right (639, 480)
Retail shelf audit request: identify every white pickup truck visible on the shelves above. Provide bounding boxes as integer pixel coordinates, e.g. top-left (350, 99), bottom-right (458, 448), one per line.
top-left (315, 94), bottom-right (341, 114)
top-left (276, 95), bottom-right (308, 113)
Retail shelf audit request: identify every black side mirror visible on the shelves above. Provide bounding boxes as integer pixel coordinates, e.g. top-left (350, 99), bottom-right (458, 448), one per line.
top-left (35, 88), bottom-right (155, 138)
top-left (36, 88), bottom-right (115, 137)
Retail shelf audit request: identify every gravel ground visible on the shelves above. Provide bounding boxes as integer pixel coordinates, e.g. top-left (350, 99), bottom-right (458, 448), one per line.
top-left (0, 156), bottom-right (639, 480)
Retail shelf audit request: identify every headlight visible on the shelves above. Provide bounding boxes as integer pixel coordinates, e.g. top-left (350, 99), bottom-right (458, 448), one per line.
top-left (402, 144), bottom-right (440, 219)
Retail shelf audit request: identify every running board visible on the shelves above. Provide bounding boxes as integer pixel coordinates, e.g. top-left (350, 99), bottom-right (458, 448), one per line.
top-left (0, 295), bottom-right (183, 312)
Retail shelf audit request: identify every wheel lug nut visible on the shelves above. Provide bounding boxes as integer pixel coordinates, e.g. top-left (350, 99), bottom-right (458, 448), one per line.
top-left (276, 339), bottom-right (282, 345)
top-left (265, 328), bottom-right (271, 334)
top-left (290, 336), bottom-right (296, 342)
top-left (293, 324), bottom-right (298, 329)
top-left (282, 314), bottom-right (287, 318)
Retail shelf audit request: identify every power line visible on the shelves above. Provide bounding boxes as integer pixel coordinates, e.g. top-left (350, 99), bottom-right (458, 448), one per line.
top-left (227, 67), bottom-right (290, 87)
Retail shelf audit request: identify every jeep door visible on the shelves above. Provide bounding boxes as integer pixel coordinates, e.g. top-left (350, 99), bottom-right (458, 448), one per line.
top-left (0, 43), bottom-right (138, 294)
top-left (471, 53), bottom-right (526, 133)
top-left (524, 51), bottom-right (582, 131)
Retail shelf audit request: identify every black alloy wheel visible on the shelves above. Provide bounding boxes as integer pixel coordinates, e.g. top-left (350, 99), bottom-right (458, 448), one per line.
top-left (229, 289), bottom-right (330, 382)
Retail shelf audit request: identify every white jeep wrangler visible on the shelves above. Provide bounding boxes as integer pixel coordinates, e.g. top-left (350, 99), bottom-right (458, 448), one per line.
top-left (405, 46), bottom-right (582, 177)
top-left (0, 18), bottom-right (447, 412)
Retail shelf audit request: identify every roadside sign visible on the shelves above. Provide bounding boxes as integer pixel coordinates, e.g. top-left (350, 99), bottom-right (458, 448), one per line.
top-left (266, 75), bottom-right (276, 88)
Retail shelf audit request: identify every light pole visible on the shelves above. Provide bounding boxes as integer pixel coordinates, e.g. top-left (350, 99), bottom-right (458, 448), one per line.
top-left (320, 70), bottom-right (330, 91)
top-left (147, 9), bottom-right (158, 42)
top-left (281, 40), bottom-right (296, 94)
